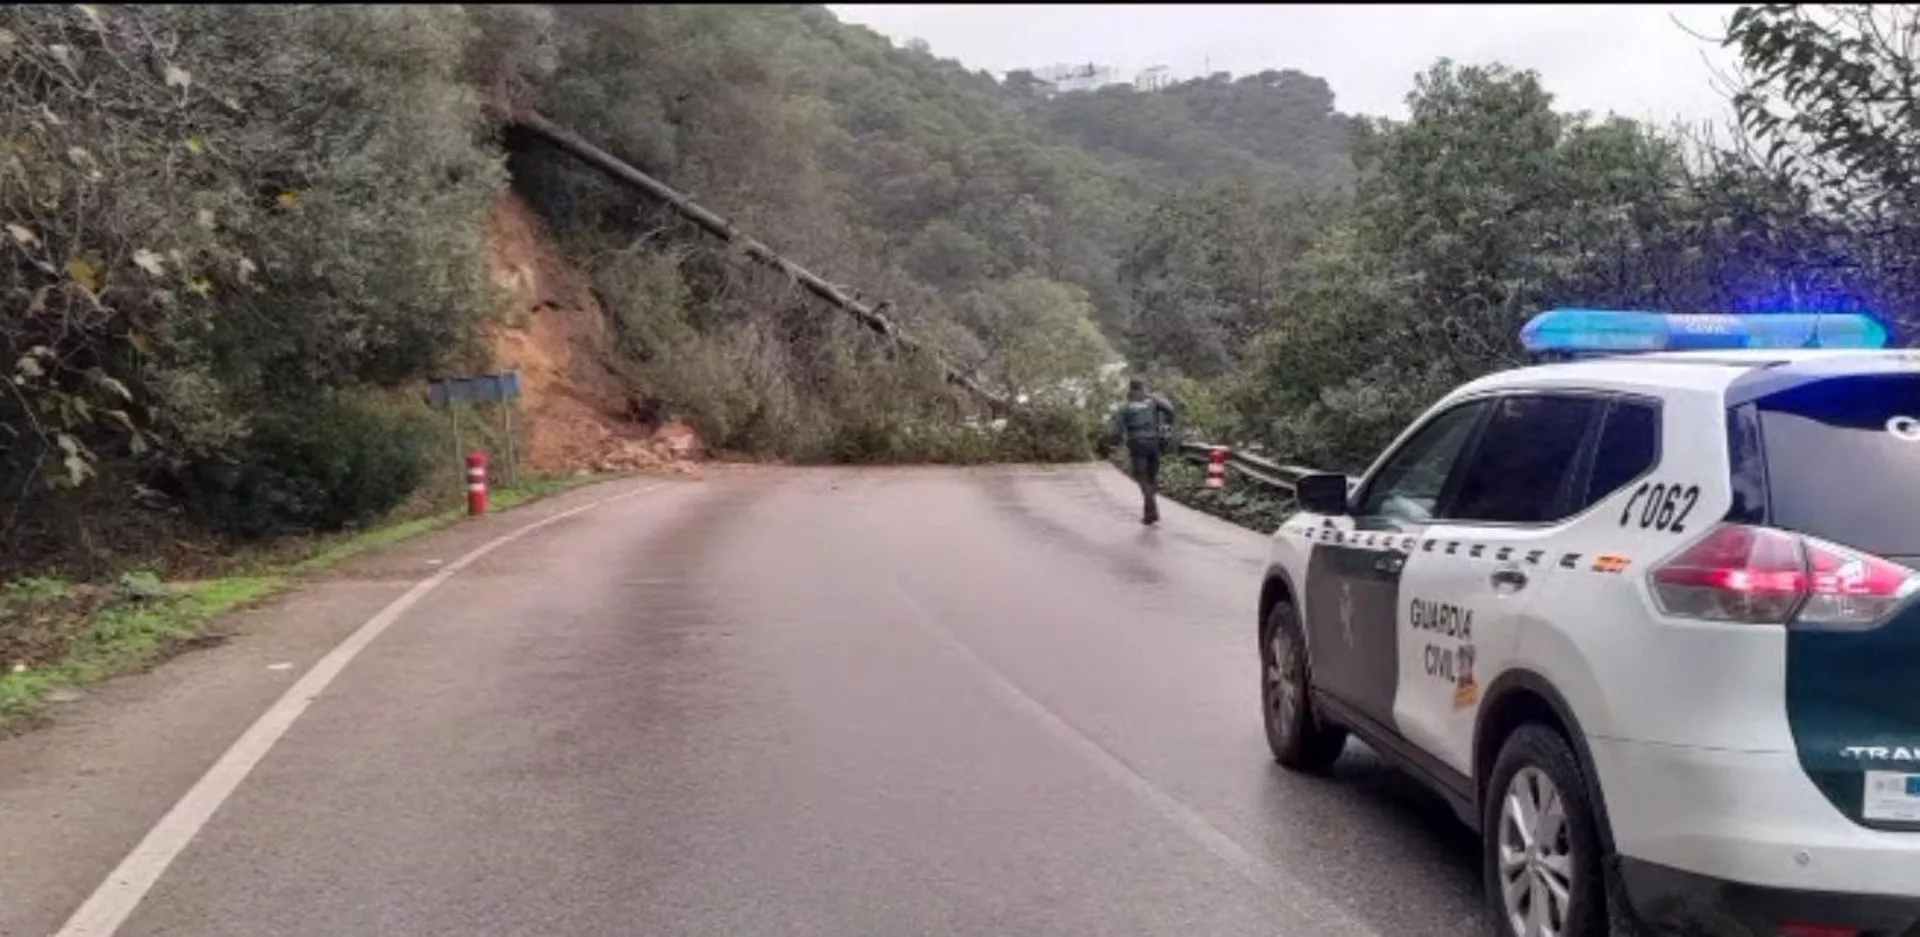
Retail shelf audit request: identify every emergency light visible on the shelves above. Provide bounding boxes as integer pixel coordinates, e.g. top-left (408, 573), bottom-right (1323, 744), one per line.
top-left (1520, 308), bottom-right (1889, 355)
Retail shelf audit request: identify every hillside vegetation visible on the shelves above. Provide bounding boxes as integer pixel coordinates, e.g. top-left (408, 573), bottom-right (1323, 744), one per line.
top-left (1010, 67), bottom-right (1356, 196)
top-left (2, 3), bottom-right (1913, 582)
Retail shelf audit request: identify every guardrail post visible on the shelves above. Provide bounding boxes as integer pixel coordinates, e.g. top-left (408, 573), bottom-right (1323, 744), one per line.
top-left (1181, 440), bottom-right (1311, 494)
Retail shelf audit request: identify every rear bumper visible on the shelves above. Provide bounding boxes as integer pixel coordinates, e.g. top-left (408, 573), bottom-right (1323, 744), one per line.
top-left (1593, 737), bottom-right (1920, 933)
top-left (1617, 856), bottom-right (1920, 936)
top-left (1592, 738), bottom-right (1920, 897)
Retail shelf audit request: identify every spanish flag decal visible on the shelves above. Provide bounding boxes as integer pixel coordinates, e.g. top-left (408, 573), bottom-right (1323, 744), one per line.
top-left (1592, 554), bottom-right (1632, 574)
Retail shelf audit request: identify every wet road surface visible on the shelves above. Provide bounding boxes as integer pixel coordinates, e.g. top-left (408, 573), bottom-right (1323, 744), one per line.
top-left (1, 465), bottom-right (1486, 936)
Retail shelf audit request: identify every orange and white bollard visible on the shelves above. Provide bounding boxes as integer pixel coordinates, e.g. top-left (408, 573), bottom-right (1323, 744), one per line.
top-left (466, 450), bottom-right (489, 516)
top-left (1205, 447), bottom-right (1228, 489)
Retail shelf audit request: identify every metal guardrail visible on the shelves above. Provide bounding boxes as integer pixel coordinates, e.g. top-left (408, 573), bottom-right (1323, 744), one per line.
top-left (1175, 441), bottom-right (1317, 494)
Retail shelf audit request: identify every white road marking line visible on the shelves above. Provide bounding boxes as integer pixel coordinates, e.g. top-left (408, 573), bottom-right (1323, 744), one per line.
top-left (55, 483), bottom-right (659, 937)
top-left (891, 580), bottom-right (1382, 937)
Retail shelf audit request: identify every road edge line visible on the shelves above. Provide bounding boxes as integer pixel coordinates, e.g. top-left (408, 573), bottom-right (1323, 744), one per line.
top-left (53, 483), bottom-right (660, 937)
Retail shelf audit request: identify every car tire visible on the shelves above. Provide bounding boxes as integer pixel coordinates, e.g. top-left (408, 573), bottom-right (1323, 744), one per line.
top-left (1483, 724), bottom-right (1610, 937)
top-left (1261, 597), bottom-right (1347, 771)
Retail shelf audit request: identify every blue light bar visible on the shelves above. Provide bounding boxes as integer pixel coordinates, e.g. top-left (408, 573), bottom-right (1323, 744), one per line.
top-left (1521, 308), bottom-right (1889, 355)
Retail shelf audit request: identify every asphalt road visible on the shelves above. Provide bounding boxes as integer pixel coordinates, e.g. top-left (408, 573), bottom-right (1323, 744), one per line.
top-left (0, 464), bottom-right (1487, 937)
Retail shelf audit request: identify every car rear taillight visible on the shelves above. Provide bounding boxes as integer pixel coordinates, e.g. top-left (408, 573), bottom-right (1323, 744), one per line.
top-left (1649, 523), bottom-right (1920, 628)
top-left (1650, 524), bottom-right (1806, 624)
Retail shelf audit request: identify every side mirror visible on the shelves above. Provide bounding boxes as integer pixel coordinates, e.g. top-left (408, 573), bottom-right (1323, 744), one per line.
top-left (1295, 473), bottom-right (1352, 516)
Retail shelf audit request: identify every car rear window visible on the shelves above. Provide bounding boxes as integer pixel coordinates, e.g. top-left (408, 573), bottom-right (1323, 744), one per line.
top-left (1757, 374), bottom-right (1920, 557)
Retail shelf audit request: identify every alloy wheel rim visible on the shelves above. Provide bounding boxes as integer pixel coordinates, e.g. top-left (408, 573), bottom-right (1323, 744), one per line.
top-left (1497, 766), bottom-right (1575, 937)
top-left (1266, 629), bottom-right (1300, 734)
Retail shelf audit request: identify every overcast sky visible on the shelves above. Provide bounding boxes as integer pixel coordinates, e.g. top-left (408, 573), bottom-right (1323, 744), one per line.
top-left (828, 4), bottom-right (1744, 128)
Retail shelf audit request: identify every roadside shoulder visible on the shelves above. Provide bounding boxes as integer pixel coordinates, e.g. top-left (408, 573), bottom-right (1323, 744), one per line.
top-left (0, 474), bottom-right (675, 937)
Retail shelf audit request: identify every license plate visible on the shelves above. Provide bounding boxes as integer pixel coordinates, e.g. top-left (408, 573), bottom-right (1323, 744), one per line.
top-left (1863, 771), bottom-right (1920, 822)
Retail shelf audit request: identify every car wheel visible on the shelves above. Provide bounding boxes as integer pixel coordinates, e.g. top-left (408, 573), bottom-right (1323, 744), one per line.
top-left (1483, 724), bottom-right (1609, 937)
top-left (1261, 597), bottom-right (1347, 771)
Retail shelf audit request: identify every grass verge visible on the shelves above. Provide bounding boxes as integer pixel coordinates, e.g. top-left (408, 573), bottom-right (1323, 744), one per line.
top-left (0, 474), bottom-right (606, 735)
top-left (289, 474), bottom-right (587, 572)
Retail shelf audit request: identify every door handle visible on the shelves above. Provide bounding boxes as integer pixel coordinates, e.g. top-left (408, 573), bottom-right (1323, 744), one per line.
top-left (1491, 568), bottom-right (1529, 592)
top-left (1374, 551), bottom-right (1407, 574)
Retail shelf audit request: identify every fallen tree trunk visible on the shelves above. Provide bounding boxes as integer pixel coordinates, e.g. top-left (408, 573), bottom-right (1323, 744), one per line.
top-left (505, 108), bottom-right (1009, 413)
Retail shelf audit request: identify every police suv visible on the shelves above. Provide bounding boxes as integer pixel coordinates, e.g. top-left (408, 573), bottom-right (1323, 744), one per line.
top-left (1258, 309), bottom-right (1920, 937)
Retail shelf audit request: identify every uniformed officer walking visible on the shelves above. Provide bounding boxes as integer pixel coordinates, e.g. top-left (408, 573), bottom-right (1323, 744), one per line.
top-left (1109, 378), bottom-right (1179, 525)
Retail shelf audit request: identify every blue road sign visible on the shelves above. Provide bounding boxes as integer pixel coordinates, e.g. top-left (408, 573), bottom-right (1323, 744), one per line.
top-left (427, 371), bottom-right (523, 408)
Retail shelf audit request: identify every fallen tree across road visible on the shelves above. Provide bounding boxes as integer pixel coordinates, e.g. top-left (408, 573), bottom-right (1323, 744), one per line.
top-left (502, 108), bottom-right (1011, 416)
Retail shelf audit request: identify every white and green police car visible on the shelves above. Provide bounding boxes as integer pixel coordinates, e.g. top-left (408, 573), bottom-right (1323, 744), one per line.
top-left (1259, 309), bottom-right (1920, 937)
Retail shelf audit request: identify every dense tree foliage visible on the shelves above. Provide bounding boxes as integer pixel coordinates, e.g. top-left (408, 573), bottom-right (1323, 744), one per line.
top-left (1017, 69), bottom-right (1356, 197)
top-left (1120, 181), bottom-right (1333, 378)
top-left (504, 4), bottom-right (1142, 418)
top-left (1724, 3), bottom-right (1920, 322)
top-left (1146, 53), bottom-right (1898, 470)
top-left (3, 4), bottom-right (502, 571)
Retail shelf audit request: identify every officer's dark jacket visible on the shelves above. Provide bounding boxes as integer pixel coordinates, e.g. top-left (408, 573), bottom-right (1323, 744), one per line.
top-left (1111, 394), bottom-right (1178, 448)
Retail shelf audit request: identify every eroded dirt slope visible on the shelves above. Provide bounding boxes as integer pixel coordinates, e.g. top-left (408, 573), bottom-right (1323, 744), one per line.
top-left (482, 194), bottom-right (702, 476)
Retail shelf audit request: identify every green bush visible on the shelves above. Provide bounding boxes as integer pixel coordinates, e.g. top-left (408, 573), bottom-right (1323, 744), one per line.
top-left (812, 415), bottom-right (1009, 465)
top-left (1155, 372), bottom-right (1233, 442)
top-left (1, 4), bottom-right (506, 575)
top-left (915, 425), bottom-right (1000, 465)
top-left (182, 397), bottom-right (438, 538)
top-left (996, 405), bottom-right (1098, 463)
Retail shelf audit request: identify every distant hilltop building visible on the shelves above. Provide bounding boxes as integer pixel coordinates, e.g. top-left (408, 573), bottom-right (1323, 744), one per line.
top-left (1012, 63), bottom-right (1174, 97)
top-left (1031, 63), bottom-right (1120, 93)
